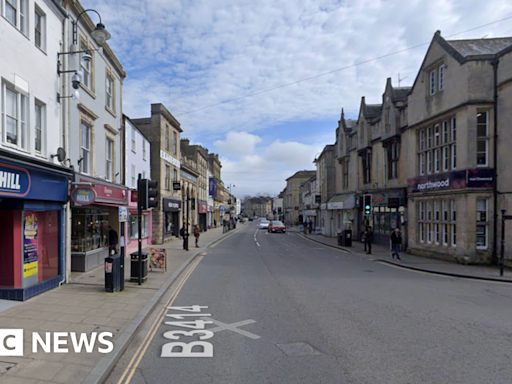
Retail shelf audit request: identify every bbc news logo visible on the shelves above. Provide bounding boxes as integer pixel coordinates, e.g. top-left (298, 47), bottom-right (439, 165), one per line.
top-left (0, 329), bottom-right (114, 356)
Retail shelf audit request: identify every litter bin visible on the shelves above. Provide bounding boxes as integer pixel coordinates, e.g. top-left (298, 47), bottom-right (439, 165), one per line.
top-left (105, 254), bottom-right (121, 292)
top-left (342, 229), bottom-right (352, 247)
top-left (130, 251), bottom-right (148, 283)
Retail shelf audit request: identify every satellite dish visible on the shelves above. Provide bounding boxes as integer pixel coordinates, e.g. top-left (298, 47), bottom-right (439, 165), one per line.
top-left (51, 147), bottom-right (67, 162)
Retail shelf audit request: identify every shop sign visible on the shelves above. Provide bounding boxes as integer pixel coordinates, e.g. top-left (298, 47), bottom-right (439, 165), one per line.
top-left (71, 187), bottom-right (96, 205)
top-left (408, 169), bottom-right (495, 193)
top-left (23, 212), bottom-right (38, 278)
top-left (198, 203), bottom-right (208, 214)
top-left (209, 178), bottom-right (218, 198)
top-left (173, 182), bottom-right (181, 191)
top-left (160, 150), bottom-right (181, 168)
top-left (180, 169), bottom-right (198, 183)
top-left (77, 176), bottom-right (128, 204)
top-left (163, 197), bottom-right (181, 212)
top-left (0, 161), bottom-right (68, 202)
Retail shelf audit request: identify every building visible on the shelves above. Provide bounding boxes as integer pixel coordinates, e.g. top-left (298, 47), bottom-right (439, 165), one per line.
top-left (64, 0), bottom-right (128, 273)
top-left (0, 0), bottom-right (74, 300)
top-left (405, 31), bottom-right (512, 264)
top-left (180, 143), bottom-right (200, 232)
top-left (315, 145), bottom-right (337, 236)
top-left (244, 197), bottom-right (273, 218)
top-left (284, 170), bottom-right (316, 225)
top-left (206, 152), bottom-right (222, 226)
top-left (273, 191), bottom-right (285, 222)
top-left (300, 176), bottom-right (318, 227)
top-left (122, 115), bottom-right (153, 253)
top-left (132, 104), bottom-right (182, 244)
top-left (181, 140), bottom-right (209, 231)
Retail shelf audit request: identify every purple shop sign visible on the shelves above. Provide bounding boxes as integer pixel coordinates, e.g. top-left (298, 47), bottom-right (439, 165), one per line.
top-left (408, 169), bottom-right (495, 193)
top-left (467, 169), bottom-right (495, 188)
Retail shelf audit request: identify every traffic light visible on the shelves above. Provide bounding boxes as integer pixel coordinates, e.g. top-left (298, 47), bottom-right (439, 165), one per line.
top-left (138, 179), bottom-right (159, 210)
top-left (363, 194), bottom-right (372, 215)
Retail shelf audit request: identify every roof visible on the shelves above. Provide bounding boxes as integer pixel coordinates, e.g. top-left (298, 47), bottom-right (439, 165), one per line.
top-left (446, 37), bottom-right (512, 57)
top-left (366, 104), bottom-right (382, 120)
top-left (392, 87), bottom-right (411, 101)
top-left (286, 170), bottom-right (316, 181)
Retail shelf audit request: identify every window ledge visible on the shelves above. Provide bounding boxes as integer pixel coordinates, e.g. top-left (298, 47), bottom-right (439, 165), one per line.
top-left (80, 84), bottom-right (96, 99)
top-left (36, 46), bottom-right (47, 55)
top-left (2, 143), bottom-right (30, 154)
top-left (105, 105), bottom-right (117, 118)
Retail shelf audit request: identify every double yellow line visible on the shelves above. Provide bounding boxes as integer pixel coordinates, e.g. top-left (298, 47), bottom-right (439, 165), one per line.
top-left (116, 256), bottom-right (204, 384)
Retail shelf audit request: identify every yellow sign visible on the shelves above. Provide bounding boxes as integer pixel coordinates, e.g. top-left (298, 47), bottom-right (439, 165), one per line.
top-left (23, 261), bottom-right (38, 278)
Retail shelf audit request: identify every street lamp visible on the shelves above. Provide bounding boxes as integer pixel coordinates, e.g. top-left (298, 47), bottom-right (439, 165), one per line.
top-left (73, 9), bottom-right (111, 46)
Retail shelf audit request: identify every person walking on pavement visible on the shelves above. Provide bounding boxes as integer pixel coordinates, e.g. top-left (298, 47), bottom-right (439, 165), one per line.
top-left (180, 226), bottom-right (189, 251)
top-left (390, 228), bottom-right (402, 260)
top-left (308, 219), bottom-right (313, 234)
top-left (193, 224), bottom-right (200, 248)
top-left (365, 226), bottom-right (373, 254)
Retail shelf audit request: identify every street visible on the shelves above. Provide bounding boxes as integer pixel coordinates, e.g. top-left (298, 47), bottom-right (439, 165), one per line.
top-left (106, 221), bottom-right (512, 384)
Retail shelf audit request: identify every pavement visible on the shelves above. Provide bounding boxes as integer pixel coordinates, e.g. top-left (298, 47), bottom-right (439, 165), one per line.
top-left (0, 223), bottom-right (242, 384)
top-left (294, 228), bottom-right (512, 283)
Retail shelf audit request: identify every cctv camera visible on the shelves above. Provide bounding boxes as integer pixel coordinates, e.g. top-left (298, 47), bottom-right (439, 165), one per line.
top-left (72, 72), bottom-right (81, 90)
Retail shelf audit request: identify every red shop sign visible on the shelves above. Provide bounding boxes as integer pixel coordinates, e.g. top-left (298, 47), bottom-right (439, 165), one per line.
top-left (198, 203), bottom-right (208, 214)
top-left (78, 176), bottom-right (128, 204)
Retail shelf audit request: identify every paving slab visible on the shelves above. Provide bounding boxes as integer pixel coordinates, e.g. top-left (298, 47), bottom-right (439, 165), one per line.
top-left (0, 224), bottom-right (245, 384)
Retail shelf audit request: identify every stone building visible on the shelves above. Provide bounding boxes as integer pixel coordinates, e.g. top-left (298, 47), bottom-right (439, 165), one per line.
top-left (244, 197), bottom-right (273, 218)
top-left (315, 145), bottom-right (337, 236)
top-left (404, 31), bottom-right (512, 264)
top-left (284, 170), bottom-right (316, 225)
top-left (132, 104), bottom-right (182, 244)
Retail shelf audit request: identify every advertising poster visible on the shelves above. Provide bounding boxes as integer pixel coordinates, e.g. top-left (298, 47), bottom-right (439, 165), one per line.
top-left (149, 248), bottom-right (167, 272)
top-left (23, 212), bottom-right (39, 278)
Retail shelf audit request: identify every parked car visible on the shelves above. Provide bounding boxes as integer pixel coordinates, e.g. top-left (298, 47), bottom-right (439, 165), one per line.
top-left (259, 219), bottom-right (270, 229)
top-left (248, 217), bottom-right (254, 221)
top-left (268, 220), bottom-right (286, 233)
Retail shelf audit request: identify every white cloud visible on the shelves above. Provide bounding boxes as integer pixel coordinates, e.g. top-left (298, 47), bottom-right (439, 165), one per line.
top-left (82, 0), bottom-right (512, 195)
top-left (214, 131), bottom-right (262, 156)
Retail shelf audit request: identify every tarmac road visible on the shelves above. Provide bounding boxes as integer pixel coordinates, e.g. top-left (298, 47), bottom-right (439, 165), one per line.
top-left (106, 221), bottom-right (512, 384)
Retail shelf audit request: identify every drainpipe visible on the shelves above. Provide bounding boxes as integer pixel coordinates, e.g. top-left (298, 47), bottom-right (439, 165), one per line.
top-left (491, 59), bottom-right (499, 265)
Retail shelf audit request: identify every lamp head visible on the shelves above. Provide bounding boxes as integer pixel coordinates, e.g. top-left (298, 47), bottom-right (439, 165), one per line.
top-left (91, 23), bottom-right (111, 45)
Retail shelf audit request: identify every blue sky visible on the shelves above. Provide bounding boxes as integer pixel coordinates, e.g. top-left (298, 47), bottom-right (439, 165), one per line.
top-left (81, 0), bottom-right (512, 198)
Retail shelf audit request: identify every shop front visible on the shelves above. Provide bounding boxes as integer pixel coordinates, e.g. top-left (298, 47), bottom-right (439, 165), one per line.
top-left (127, 190), bottom-right (153, 253)
top-left (198, 200), bottom-right (208, 231)
top-left (163, 197), bottom-right (181, 239)
top-left (368, 189), bottom-right (407, 245)
top-left (0, 158), bottom-right (72, 301)
top-left (71, 175), bottom-right (128, 272)
top-left (327, 193), bottom-right (356, 238)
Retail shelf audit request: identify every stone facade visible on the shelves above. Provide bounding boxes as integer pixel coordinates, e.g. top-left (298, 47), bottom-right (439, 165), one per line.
top-left (284, 170), bottom-right (316, 225)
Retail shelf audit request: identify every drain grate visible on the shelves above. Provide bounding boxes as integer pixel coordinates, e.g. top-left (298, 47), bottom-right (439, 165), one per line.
top-left (0, 361), bottom-right (16, 376)
top-left (276, 342), bottom-right (321, 356)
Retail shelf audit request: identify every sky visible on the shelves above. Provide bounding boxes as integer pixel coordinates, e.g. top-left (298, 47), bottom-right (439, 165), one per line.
top-left (81, 0), bottom-right (512, 198)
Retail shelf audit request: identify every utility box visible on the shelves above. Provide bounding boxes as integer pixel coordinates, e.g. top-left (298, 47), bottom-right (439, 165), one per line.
top-left (105, 254), bottom-right (121, 292)
top-left (130, 252), bottom-right (148, 283)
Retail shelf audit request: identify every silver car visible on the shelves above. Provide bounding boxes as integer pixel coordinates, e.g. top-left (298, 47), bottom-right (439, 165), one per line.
top-left (259, 219), bottom-right (270, 229)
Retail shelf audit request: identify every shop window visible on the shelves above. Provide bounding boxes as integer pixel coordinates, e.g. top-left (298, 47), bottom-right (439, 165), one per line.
top-left (450, 200), bottom-right (456, 247)
top-left (71, 209), bottom-right (109, 252)
top-left (129, 214), bottom-right (148, 239)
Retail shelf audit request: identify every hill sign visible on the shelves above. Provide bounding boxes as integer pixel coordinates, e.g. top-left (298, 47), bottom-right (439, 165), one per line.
top-left (71, 187), bottom-right (96, 205)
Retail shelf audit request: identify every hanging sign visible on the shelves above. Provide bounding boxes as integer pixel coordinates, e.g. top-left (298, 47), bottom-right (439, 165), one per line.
top-left (71, 187), bottom-right (96, 205)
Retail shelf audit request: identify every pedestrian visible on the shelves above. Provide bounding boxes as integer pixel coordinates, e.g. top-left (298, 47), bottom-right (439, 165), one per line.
top-left (193, 224), bottom-right (200, 248)
top-left (214, 219), bottom-right (217, 228)
top-left (308, 220), bottom-right (313, 234)
top-left (390, 228), bottom-right (402, 260)
top-left (180, 226), bottom-right (188, 251)
top-left (365, 226), bottom-right (373, 254)
top-left (108, 225), bottom-right (118, 255)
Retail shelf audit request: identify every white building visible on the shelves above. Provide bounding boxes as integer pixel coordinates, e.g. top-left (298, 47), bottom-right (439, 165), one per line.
top-left (0, 0), bottom-right (75, 300)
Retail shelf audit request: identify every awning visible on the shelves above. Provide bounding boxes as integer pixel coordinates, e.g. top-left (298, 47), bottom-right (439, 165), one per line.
top-left (327, 194), bottom-right (355, 210)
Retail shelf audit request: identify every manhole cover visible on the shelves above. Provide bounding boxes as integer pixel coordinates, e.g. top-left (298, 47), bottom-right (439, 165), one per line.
top-left (0, 361), bottom-right (16, 376)
top-left (276, 342), bottom-right (321, 356)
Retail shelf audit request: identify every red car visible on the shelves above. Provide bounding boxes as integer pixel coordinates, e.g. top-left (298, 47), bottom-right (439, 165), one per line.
top-left (268, 220), bottom-right (286, 233)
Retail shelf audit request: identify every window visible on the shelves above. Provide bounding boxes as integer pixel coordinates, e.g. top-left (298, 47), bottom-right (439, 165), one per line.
top-left (426, 127), bottom-right (432, 148)
top-left (418, 117), bottom-right (456, 176)
top-left (442, 200), bottom-right (448, 246)
top-left (173, 168), bottom-right (177, 182)
top-left (419, 129), bottom-right (425, 150)
top-left (131, 127), bottom-right (136, 152)
top-left (419, 201), bottom-right (425, 243)
top-left (2, 84), bottom-right (27, 148)
top-left (427, 151), bottom-right (432, 174)
top-left (4, 0), bottom-right (28, 35)
top-left (362, 151), bottom-right (372, 184)
top-left (434, 148), bottom-right (440, 173)
top-left (476, 111), bottom-right (489, 167)
top-left (173, 131), bottom-right (177, 155)
top-left (34, 5), bottom-right (46, 50)
top-left (442, 121), bottom-right (449, 144)
top-left (419, 153), bottom-right (425, 175)
top-left (451, 143), bottom-right (457, 170)
top-left (165, 165), bottom-right (170, 190)
top-left (438, 65), bottom-right (444, 91)
top-left (131, 165), bottom-right (136, 188)
top-left (105, 76), bottom-right (113, 110)
top-left (434, 124), bottom-right (440, 146)
top-left (80, 39), bottom-right (92, 89)
top-left (342, 159), bottom-right (349, 188)
top-left (451, 117), bottom-right (456, 141)
top-left (106, 138), bottom-right (113, 181)
top-left (476, 199), bottom-right (488, 249)
top-left (142, 140), bottom-right (147, 160)
top-left (451, 200), bottom-right (456, 247)
top-left (165, 125), bottom-right (170, 151)
top-left (430, 70), bottom-right (436, 95)
top-left (129, 214), bottom-right (148, 239)
top-left (80, 123), bottom-right (90, 174)
top-left (442, 146), bottom-right (449, 172)
top-left (34, 100), bottom-right (45, 153)
top-left (387, 141), bottom-right (399, 180)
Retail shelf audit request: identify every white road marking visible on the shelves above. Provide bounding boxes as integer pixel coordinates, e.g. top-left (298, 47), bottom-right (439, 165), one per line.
top-left (201, 317), bottom-right (261, 339)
